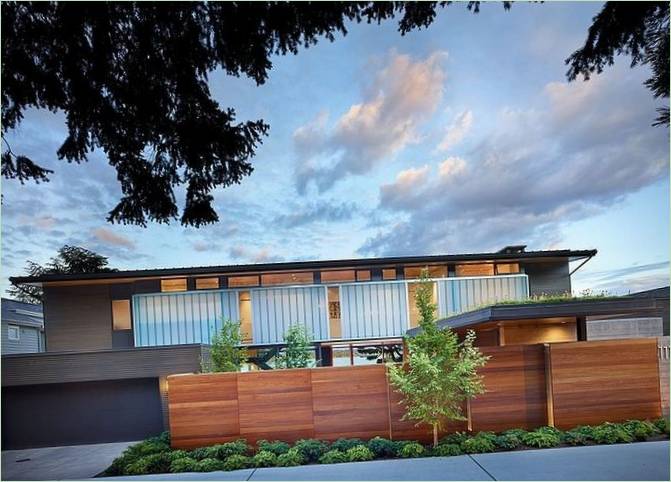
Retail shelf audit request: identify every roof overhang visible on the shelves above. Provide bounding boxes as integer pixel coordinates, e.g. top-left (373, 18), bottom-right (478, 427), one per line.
top-left (10, 248), bottom-right (597, 287)
top-left (407, 295), bottom-right (665, 336)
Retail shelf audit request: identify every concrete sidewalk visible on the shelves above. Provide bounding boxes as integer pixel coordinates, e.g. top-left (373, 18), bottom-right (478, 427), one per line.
top-left (2, 441), bottom-right (135, 481)
top-left (102, 440), bottom-right (670, 481)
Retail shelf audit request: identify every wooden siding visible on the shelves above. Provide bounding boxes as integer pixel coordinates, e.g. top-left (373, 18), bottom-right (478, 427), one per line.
top-left (472, 345), bottom-right (547, 432)
top-left (168, 339), bottom-right (662, 449)
top-left (548, 338), bottom-right (662, 428)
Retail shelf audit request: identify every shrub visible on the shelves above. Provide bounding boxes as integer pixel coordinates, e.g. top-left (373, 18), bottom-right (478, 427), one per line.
top-left (170, 457), bottom-right (198, 473)
top-left (319, 449), bottom-right (348, 464)
top-left (125, 439), bottom-right (171, 459)
top-left (223, 455), bottom-right (251, 471)
top-left (461, 435), bottom-right (496, 454)
top-left (562, 429), bottom-right (590, 446)
top-left (623, 420), bottom-right (659, 441)
top-left (257, 440), bottom-right (291, 456)
top-left (501, 428), bottom-right (528, 439)
top-left (276, 448), bottom-right (304, 467)
top-left (252, 451), bottom-right (278, 468)
top-left (330, 438), bottom-right (364, 452)
top-left (345, 445), bottom-right (374, 462)
top-left (431, 443), bottom-right (463, 457)
top-left (195, 458), bottom-right (224, 472)
top-left (440, 432), bottom-right (469, 446)
top-left (591, 422), bottom-right (633, 444)
top-left (654, 417), bottom-right (670, 434)
top-left (521, 429), bottom-right (561, 448)
top-left (367, 436), bottom-right (399, 458)
top-left (190, 447), bottom-right (210, 461)
top-left (206, 440), bottom-right (250, 460)
top-left (167, 450), bottom-right (190, 462)
top-left (494, 434), bottom-right (521, 450)
top-left (293, 439), bottom-right (328, 462)
top-left (397, 442), bottom-right (425, 458)
top-left (125, 453), bottom-right (172, 475)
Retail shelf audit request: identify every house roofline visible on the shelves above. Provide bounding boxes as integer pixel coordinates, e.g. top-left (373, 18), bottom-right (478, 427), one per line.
top-left (10, 248), bottom-right (597, 286)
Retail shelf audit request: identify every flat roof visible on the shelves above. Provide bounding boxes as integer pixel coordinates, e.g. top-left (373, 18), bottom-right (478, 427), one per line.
top-left (10, 248), bottom-right (597, 286)
top-left (406, 294), bottom-right (666, 336)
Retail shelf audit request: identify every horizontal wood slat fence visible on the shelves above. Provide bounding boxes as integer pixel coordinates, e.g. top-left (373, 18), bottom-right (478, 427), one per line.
top-left (168, 338), bottom-right (662, 449)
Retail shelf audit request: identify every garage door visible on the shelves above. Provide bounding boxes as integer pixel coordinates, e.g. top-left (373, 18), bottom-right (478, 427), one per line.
top-left (2, 378), bottom-right (164, 449)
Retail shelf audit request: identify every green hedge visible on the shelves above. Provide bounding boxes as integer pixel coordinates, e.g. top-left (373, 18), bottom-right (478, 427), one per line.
top-left (102, 418), bottom-right (670, 476)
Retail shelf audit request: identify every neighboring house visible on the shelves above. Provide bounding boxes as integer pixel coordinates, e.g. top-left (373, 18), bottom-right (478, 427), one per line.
top-left (1, 298), bottom-right (44, 355)
top-left (2, 245), bottom-right (597, 449)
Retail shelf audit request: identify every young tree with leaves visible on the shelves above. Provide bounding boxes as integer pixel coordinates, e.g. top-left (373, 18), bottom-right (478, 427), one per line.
top-left (388, 270), bottom-right (489, 447)
top-left (8, 245), bottom-right (116, 304)
top-left (203, 320), bottom-right (248, 373)
top-left (275, 324), bottom-right (313, 369)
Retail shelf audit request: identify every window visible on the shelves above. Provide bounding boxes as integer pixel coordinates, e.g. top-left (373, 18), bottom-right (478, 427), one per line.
top-left (356, 270), bottom-right (371, 281)
top-left (327, 287), bottom-right (341, 338)
top-left (112, 300), bottom-right (132, 331)
top-left (261, 272), bottom-right (313, 286)
top-left (228, 275), bottom-right (260, 288)
top-left (195, 277), bottom-right (220, 290)
top-left (7, 325), bottom-right (20, 341)
top-left (382, 269), bottom-right (397, 280)
top-left (161, 278), bottom-right (187, 292)
top-left (404, 265), bottom-right (447, 279)
top-left (239, 291), bottom-right (253, 343)
top-left (320, 270), bottom-right (355, 283)
top-left (455, 264), bottom-right (495, 277)
top-left (496, 263), bottom-right (520, 274)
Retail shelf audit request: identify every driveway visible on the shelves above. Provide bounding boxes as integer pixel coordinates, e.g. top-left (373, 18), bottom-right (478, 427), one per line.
top-left (103, 440), bottom-right (670, 481)
top-left (2, 441), bottom-right (135, 480)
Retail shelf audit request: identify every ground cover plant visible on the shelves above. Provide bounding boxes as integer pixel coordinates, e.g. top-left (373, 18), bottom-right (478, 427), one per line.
top-left (101, 418), bottom-right (670, 476)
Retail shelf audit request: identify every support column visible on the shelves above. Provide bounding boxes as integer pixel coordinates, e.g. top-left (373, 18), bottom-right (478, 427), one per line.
top-left (577, 316), bottom-right (587, 341)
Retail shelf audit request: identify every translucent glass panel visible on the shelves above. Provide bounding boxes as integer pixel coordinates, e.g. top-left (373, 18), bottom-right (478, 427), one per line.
top-left (340, 282), bottom-right (409, 339)
top-left (437, 274), bottom-right (529, 317)
top-left (133, 290), bottom-right (239, 346)
top-left (251, 286), bottom-right (328, 343)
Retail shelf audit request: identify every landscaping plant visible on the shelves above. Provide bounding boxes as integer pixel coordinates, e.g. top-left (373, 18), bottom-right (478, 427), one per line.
top-left (623, 420), bottom-right (659, 440)
top-left (431, 443), bottom-right (463, 457)
top-left (276, 448), bottom-right (304, 467)
top-left (195, 458), bottom-right (224, 472)
top-left (169, 457), bottom-right (198, 473)
top-left (252, 451), bottom-right (278, 467)
top-left (398, 442), bottom-right (425, 458)
top-left (257, 440), bottom-right (291, 455)
top-left (461, 434), bottom-right (496, 454)
top-left (591, 422), bottom-right (634, 444)
top-left (367, 436), bottom-right (399, 458)
top-left (222, 455), bottom-right (252, 471)
top-left (293, 439), bottom-right (329, 462)
top-left (275, 324), bottom-right (313, 368)
top-left (330, 438), bottom-right (365, 452)
top-left (205, 440), bottom-right (250, 460)
top-left (345, 445), bottom-right (374, 462)
top-left (521, 429), bottom-right (561, 448)
top-left (319, 449), bottom-right (348, 464)
top-left (388, 270), bottom-right (489, 447)
top-left (202, 320), bottom-right (248, 372)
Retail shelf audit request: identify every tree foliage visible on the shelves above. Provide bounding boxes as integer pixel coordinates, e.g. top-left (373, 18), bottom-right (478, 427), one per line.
top-left (203, 320), bottom-right (248, 373)
top-left (8, 245), bottom-right (116, 304)
top-left (276, 324), bottom-right (313, 369)
top-left (1, 1), bottom-right (508, 227)
top-left (566, 2), bottom-right (670, 125)
top-left (388, 270), bottom-right (489, 447)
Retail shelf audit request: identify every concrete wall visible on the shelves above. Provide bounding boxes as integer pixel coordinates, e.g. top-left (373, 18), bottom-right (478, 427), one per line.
top-left (1, 321), bottom-right (43, 354)
top-left (586, 317), bottom-right (664, 340)
top-left (523, 261), bottom-right (571, 296)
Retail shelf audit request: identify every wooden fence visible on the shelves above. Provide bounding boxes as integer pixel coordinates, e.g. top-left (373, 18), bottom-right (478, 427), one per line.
top-left (167, 338), bottom-right (662, 449)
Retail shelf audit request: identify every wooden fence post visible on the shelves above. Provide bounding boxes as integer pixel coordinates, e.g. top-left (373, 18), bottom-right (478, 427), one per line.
top-left (544, 343), bottom-right (555, 427)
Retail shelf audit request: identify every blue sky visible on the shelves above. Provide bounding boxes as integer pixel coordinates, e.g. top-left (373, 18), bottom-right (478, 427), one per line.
top-left (2, 2), bottom-right (669, 295)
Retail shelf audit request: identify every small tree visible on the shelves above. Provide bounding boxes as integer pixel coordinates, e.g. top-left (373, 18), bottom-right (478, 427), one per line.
top-left (275, 324), bottom-right (313, 369)
top-left (203, 320), bottom-right (248, 372)
top-left (388, 270), bottom-right (489, 447)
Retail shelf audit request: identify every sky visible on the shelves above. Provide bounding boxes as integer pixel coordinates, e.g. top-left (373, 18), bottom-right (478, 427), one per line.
top-left (1, 2), bottom-right (669, 296)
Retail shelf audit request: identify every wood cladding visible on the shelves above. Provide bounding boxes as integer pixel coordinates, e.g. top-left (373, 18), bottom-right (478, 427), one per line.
top-left (261, 272), bottom-right (314, 286)
top-left (382, 269), bottom-right (397, 280)
top-left (321, 270), bottom-right (356, 283)
top-left (228, 275), bottom-right (260, 288)
top-left (111, 300), bottom-right (131, 331)
top-left (548, 338), bottom-right (661, 428)
top-left (160, 278), bottom-right (187, 292)
top-left (455, 264), bottom-right (495, 277)
top-left (195, 277), bottom-right (220, 290)
top-left (167, 339), bottom-right (663, 449)
top-left (404, 265), bottom-right (447, 279)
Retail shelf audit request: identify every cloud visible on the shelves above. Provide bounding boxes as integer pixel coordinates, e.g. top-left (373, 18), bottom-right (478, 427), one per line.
top-left (294, 50), bottom-right (447, 193)
top-left (436, 110), bottom-right (473, 152)
top-left (574, 261), bottom-right (669, 295)
top-left (360, 67), bottom-right (669, 257)
top-left (92, 227), bottom-right (136, 249)
top-left (275, 201), bottom-right (357, 228)
top-left (229, 246), bottom-right (284, 264)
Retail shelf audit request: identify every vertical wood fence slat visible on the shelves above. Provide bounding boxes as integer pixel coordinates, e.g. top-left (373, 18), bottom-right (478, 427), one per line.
top-left (168, 339), bottom-right (663, 449)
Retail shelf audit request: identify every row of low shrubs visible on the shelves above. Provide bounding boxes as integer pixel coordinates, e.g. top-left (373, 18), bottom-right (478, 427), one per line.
top-left (102, 418), bottom-right (670, 476)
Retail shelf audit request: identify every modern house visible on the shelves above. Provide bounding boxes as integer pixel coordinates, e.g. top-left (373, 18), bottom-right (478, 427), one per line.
top-left (3, 245), bottom-right (604, 448)
top-left (1, 298), bottom-right (44, 355)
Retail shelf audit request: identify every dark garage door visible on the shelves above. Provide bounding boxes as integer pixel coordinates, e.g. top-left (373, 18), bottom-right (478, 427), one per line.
top-left (2, 377), bottom-right (164, 449)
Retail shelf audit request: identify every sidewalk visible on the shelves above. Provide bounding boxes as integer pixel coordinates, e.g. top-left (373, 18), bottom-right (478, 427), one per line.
top-left (102, 440), bottom-right (670, 481)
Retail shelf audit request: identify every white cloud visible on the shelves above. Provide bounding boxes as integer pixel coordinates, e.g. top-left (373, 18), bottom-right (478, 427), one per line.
top-left (294, 51), bottom-right (447, 193)
top-left (361, 68), bottom-right (669, 257)
top-left (92, 227), bottom-right (135, 249)
top-left (436, 110), bottom-right (473, 152)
